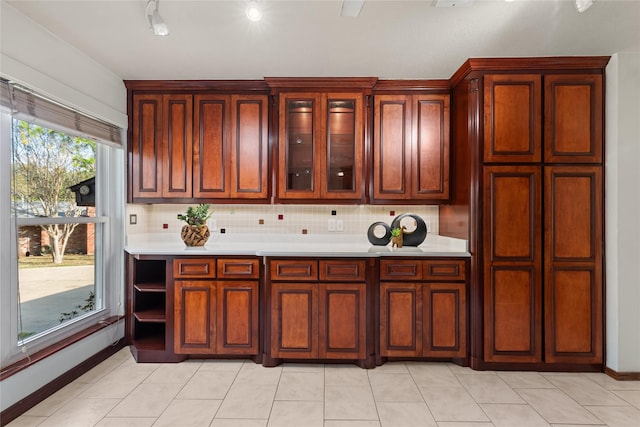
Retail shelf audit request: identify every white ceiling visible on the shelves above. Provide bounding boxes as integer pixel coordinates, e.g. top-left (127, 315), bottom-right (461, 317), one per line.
top-left (6, 0), bottom-right (640, 81)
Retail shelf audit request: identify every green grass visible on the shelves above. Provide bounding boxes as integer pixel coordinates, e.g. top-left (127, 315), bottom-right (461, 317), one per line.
top-left (18, 254), bottom-right (95, 268)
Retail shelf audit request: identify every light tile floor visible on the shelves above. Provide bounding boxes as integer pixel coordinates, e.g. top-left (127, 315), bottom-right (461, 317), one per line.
top-left (8, 346), bottom-right (640, 427)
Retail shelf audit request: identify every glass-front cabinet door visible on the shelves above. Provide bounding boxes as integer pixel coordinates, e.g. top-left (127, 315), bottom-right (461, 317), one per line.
top-left (277, 92), bottom-right (364, 201)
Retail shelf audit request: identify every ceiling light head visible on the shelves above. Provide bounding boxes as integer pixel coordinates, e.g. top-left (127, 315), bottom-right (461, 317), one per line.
top-left (146, 0), bottom-right (169, 36)
top-left (246, 1), bottom-right (262, 21)
top-left (575, 0), bottom-right (594, 13)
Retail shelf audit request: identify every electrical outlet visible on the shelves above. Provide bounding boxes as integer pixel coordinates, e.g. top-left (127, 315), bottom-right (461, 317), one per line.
top-left (426, 221), bottom-right (431, 231)
top-left (328, 218), bottom-right (336, 232)
top-left (129, 214), bottom-right (137, 225)
top-left (336, 219), bottom-right (344, 232)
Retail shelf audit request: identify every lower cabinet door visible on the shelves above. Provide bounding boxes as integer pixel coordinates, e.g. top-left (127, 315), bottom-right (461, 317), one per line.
top-left (216, 281), bottom-right (259, 355)
top-left (318, 283), bottom-right (367, 359)
top-left (423, 282), bottom-right (466, 358)
top-left (174, 280), bottom-right (216, 354)
top-left (271, 283), bottom-right (319, 359)
top-left (379, 283), bottom-right (422, 357)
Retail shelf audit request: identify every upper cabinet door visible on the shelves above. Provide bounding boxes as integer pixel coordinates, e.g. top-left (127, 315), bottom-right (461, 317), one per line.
top-left (131, 94), bottom-right (163, 199)
top-left (412, 94), bottom-right (450, 200)
top-left (162, 95), bottom-right (193, 198)
top-left (323, 93), bottom-right (365, 200)
top-left (278, 93), bottom-right (322, 199)
top-left (544, 74), bottom-right (603, 164)
top-left (193, 95), bottom-right (230, 198)
top-left (483, 74), bottom-right (542, 163)
top-left (373, 95), bottom-right (412, 201)
top-left (229, 95), bottom-right (269, 199)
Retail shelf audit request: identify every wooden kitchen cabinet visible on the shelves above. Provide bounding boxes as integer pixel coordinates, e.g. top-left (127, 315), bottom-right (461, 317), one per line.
top-left (131, 94), bottom-right (193, 199)
top-left (274, 91), bottom-right (365, 201)
top-left (173, 258), bottom-right (260, 356)
top-left (379, 259), bottom-right (467, 360)
top-left (265, 77), bottom-right (376, 203)
top-left (193, 94), bottom-right (269, 199)
top-left (372, 93), bottom-right (450, 202)
top-left (127, 254), bottom-right (186, 363)
top-left (267, 258), bottom-right (372, 366)
top-left (483, 73), bottom-right (603, 164)
top-left (443, 57), bottom-right (608, 370)
top-left (126, 82), bottom-right (269, 202)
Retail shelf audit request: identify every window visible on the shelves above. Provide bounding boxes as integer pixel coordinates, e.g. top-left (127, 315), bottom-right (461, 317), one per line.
top-left (1, 80), bottom-right (124, 368)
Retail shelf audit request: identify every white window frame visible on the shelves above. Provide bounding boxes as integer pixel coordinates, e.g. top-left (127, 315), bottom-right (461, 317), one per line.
top-left (0, 100), bottom-right (125, 369)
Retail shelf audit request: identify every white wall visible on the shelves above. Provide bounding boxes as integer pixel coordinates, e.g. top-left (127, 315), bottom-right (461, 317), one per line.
top-left (0, 2), bottom-right (128, 412)
top-left (0, 2), bottom-right (127, 128)
top-left (605, 52), bottom-right (640, 373)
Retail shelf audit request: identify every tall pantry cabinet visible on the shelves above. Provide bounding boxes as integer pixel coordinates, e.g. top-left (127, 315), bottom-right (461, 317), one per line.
top-left (443, 57), bottom-right (608, 370)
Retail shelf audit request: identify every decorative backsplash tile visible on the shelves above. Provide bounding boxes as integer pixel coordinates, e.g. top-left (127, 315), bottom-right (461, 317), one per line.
top-left (126, 204), bottom-right (439, 237)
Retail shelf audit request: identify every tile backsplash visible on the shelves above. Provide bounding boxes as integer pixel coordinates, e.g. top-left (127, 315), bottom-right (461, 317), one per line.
top-left (126, 204), bottom-right (439, 237)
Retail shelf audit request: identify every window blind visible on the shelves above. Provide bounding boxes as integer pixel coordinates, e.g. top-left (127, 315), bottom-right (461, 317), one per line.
top-left (0, 79), bottom-right (122, 147)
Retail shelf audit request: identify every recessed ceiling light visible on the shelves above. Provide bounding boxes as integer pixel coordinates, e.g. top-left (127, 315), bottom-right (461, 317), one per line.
top-left (246, 1), bottom-right (262, 21)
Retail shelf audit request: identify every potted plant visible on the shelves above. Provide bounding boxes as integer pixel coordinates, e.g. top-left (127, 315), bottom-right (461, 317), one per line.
top-left (390, 226), bottom-right (405, 248)
top-left (177, 204), bottom-right (212, 246)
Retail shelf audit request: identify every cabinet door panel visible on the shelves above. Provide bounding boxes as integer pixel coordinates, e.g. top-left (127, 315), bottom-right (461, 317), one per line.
top-left (319, 283), bottom-right (366, 359)
top-left (545, 267), bottom-right (601, 362)
top-left (231, 95), bottom-right (269, 199)
top-left (162, 95), bottom-right (193, 197)
top-left (278, 93), bottom-right (322, 199)
top-left (373, 96), bottom-right (411, 200)
top-left (545, 74), bottom-right (603, 163)
top-left (424, 282), bottom-right (466, 357)
top-left (545, 166), bottom-right (602, 363)
top-left (413, 95), bottom-right (450, 199)
top-left (174, 281), bottom-right (215, 354)
top-left (271, 283), bottom-right (318, 358)
top-left (380, 283), bottom-right (422, 356)
top-left (217, 281), bottom-right (259, 354)
top-left (483, 74), bottom-right (542, 163)
top-left (194, 95), bottom-right (229, 197)
top-left (484, 267), bottom-right (542, 362)
top-left (484, 167), bottom-right (541, 262)
top-left (545, 167), bottom-right (602, 262)
top-left (131, 94), bottom-right (162, 198)
top-left (324, 93), bottom-right (364, 199)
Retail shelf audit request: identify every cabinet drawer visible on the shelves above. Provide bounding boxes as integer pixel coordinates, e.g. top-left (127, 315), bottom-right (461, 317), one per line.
top-left (319, 260), bottom-right (366, 282)
top-left (380, 260), bottom-right (423, 280)
top-left (218, 258), bottom-right (259, 279)
top-left (173, 259), bottom-right (216, 279)
top-left (271, 260), bottom-right (318, 281)
top-left (424, 260), bottom-right (466, 281)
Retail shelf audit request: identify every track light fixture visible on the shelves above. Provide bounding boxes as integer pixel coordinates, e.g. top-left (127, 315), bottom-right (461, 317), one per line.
top-left (246, 1), bottom-right (262, 22)
top-left (146, 0), bottom-right (169, 36)
top-left (575, 0), bottom-right (594, 13)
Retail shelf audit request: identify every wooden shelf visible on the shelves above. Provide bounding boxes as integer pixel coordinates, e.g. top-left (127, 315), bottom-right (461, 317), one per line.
top-left (134, 282), bottom-right (166, 292)
top-left (134, 309), bottom-right (166, 323)
top-left (133, 335), bottom-right (165, 351)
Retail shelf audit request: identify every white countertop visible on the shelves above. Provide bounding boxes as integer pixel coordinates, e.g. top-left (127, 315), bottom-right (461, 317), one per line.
top-left (125, 232), bottom-right (470, 258)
